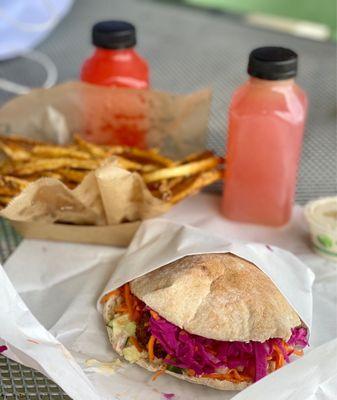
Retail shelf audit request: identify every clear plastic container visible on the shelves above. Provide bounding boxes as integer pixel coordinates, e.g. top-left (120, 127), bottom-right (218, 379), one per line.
top-left (305, 197), bottom-right (337, 261)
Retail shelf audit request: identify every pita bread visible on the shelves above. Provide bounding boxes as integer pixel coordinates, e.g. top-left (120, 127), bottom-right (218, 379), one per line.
top-left (103, 253), bottom-right (301, 390)
top-left (130, 253), bottom-right (300, 342)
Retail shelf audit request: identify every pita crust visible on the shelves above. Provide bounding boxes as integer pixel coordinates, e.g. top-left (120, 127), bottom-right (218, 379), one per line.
top-left (130, 254), bottom-right (300, 342)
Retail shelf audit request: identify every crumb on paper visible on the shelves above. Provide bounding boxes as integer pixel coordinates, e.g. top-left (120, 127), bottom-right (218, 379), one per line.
top-left (59, 344), bottom-right (73, 360)
top-left (162, 394), bottom-right (175, 400)
top-left (85, 358), bottom-right (124, 376)
top-left (27, 339), bottom-right (39, 344)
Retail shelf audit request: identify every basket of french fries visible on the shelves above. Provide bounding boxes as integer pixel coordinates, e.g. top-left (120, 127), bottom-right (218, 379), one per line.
top-left (0, 82), bottom-right (221, 246)
top-left (0, 135), bottom-right (223, 245)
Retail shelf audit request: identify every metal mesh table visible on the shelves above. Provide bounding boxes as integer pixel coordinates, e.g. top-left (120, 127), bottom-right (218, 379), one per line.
top-left (0, 220), bottom-right (70, 399)
top-left (0, 356), bottom-right (70, 400)
top-left (0, 0), bottom-right (336, 398)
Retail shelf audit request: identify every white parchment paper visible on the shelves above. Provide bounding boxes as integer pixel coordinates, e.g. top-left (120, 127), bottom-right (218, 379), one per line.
top-left (98, 219), bottom-right (314, 332)
top-left (0, 194), bottom-right (336, 400)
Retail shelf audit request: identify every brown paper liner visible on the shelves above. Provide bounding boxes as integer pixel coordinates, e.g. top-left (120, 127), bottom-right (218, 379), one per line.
top-left (0, 81), bottom-right (211, 245)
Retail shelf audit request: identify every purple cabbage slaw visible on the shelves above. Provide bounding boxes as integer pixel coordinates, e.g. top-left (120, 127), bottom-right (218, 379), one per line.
top-left (148, 313), bottom-right (308, 381)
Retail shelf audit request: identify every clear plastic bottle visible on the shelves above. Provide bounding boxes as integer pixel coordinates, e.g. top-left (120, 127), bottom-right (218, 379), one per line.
top-left (80, 21), bottom-right (149, 147)
top-left (81, 20), bottom-right (149, 89)
top-left (222, 47), bottom-right (308, 226)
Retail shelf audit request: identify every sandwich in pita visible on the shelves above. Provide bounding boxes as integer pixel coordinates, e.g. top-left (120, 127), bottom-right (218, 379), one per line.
top-left (101, 254), bottom-right (308, 390)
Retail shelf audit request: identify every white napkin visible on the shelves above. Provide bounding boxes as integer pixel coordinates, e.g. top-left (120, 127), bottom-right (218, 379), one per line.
top-left (0, 194), bottom-right (336, 400)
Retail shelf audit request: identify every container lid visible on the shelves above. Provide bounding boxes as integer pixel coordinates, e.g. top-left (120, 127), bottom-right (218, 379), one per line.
top-left (92, 21), bottom-right (136, 49)
top-left (305, 196), bottom-right (337, 232)
top-left (248, 47), bottom-right (298, 80)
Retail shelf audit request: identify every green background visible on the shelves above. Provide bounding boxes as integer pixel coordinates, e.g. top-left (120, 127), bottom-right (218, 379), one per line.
top-left (185, 0), bottom-right (337, 40)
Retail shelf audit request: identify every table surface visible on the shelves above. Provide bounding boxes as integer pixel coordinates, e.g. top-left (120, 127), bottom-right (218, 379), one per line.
top-left (0, 0), bottom-right (336, 399)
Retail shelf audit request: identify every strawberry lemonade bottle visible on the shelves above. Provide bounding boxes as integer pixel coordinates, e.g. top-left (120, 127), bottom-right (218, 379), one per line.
top-left (81, 21), bottom-right (149, 89)
top-left (222, 47), bottom-right (308, 226)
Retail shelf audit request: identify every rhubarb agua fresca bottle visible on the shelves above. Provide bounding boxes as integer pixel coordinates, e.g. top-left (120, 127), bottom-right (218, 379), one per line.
top-left (222, 47), bottom-right (308, 226)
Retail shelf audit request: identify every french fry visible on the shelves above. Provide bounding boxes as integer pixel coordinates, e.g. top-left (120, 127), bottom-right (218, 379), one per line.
top-left (118, 148), bottom-right (175, 167)
top-left (0, 175), bottom-right (29, 191)
top-left (74, 135), bottom-right (109, 158)
top-left (65, 182), bottom-right (78, 190)
top-left (13, 158), bottom-right (100, 176)
top-left (0, 186), bottom-right (19, 196)
top-left (169, 169), bottom-right (223, 204)
top-left (178, 150), bottom-right (214, 164)
top-left (0, 142), bottom-right (31, 161)
top-left (0, 134), bottom-right (223, 209)
top-left (0, 160), bottom-right (16, 175)
top-left (40, 171), bottom-right (63, 180)
top-left (0, 135), bottom-right (43, 150)
top-left (154, 180), bottom-right (172, 201)
top-left (167, 176), bottom-right (183, 189)
top-left (0, 195), bottom-right (12, 206)
top-left (32, 145), bottom-right (91, 160)
top-left (113, 156), bottom-right (143, 171)
top-left (142, 157), bottom-right (220, 183)
top-left (140, 164), bottom-right (159, 173)
top-left (58, 169), bottom-right (88, 183)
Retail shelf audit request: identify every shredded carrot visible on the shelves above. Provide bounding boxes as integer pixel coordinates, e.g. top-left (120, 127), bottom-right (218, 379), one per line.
top-left (124, 283), bottom-right (134, 320)
top-left (228, 369), bottom-right (252, 382)
top-left (202, 373), bottom-right (227, 380)
top-left (100, 289), bottom-right (120, 304)
top-left (293, 349), bottom-right (304, 356)
top-left (114, 304), bottom-right (128, 313)
top-left (269, 360), bottom-right (276, 372)
top-left (283, 341), bottom-right (292, 350)
top-left (187, 369), bottom-right (196, 377)
top-left (132, 296), bottom-right (143, 323)
top-left (283, 341), bottom-right (296, 356)
top-left (150, 310), bottom-right (160, 320)
top-left (147, 335), bottom-right (156, 362)
top-left (151, 366), bottom-right (167, 381)
top-left (229, 369), bottom-right (242, 381)
top-left (202, 370), bottom-right (252, 383)
top-left (130, 336), bottom-right (143, 353)
top-left (272, 344), bottom-right (285, 369)
top-left (133, 307), bottom-right (141, 323)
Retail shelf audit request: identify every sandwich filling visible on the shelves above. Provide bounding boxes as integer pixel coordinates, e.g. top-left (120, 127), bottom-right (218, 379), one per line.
top-left (102, 284), bottom-right (308, 383)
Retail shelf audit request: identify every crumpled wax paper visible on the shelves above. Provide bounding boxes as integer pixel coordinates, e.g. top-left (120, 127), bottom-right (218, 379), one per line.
top-left (0, 81), bottom-right (211, 159)
top-left (0, 160), bottom-right (169, 225)
top-left (0, 194), bottom-right (336, 400)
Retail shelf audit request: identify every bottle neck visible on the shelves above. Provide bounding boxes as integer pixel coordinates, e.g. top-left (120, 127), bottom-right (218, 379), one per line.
top-left (94, 47), bottom-right (135, 57)
top-left (249, 77), bottom-right (295, 87)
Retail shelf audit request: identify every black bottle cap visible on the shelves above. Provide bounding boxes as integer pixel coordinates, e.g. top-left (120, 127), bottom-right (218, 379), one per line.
top-left (248, 47), bottom-right (298, 80)
top-left (92, 21), bottom-right (136, 49)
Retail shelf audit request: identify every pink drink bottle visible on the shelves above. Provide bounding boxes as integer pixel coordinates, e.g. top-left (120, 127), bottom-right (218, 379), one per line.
top-left (222, 47), bottom-right (308, 226)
